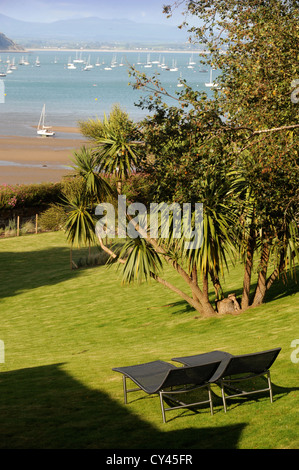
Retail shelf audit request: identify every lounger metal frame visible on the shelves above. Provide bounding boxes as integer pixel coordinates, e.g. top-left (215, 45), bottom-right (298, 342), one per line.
top-left (114, 360), bottom-right (221, 423)
top-left (122, 374), bottom-right (215, 423)
top-left (219, 369), bottom-right (273, 412)
top-left (172, 348), bottom-right (281, 413)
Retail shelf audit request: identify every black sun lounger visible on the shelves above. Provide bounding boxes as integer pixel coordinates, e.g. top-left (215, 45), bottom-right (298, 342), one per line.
top-left (112, 359), bottom-right (221, 423)
top-left (172, 348), bottom-right (281, 412)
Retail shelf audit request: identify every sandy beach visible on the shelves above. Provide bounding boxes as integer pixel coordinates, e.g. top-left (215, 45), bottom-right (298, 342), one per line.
top-left (0, 128), bottom-right (88, 185)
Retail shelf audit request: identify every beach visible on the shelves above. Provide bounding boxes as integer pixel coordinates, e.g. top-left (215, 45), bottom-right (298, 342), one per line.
top-left (0, 128), bottom-right (87, 185)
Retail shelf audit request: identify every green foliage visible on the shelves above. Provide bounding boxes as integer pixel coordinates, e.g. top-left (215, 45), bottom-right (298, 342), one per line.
top-left (39, 204), bottom-right (68, 232)
top-left (79, 104), bottom-right (143, 184)
top-left (0, 182), bottom-right (63, 209)
top-left (115, 237), bottom-right (163, 284)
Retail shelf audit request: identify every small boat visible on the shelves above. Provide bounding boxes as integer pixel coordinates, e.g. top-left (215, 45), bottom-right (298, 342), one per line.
top-left (73, 51), bottom-right (84, 63)
top-left (169, 59), bottom-right (178, 72)
top-left (37, 104), bottom-right (55, 137)
top-left (67, 57), bottom-right (76, 69)
top-left (144, 54), bottom-right (152, 68)
top-left (177, 73), bottom-right (184, 87)
top-left (205, 68), bottom-right (218, 88)
top-left (83, 55), bottom-right (93, 70)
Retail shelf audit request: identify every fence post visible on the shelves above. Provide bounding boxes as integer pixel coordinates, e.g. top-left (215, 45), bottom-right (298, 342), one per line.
top-left (36, 214), bottom-right (38, 234)
top-left (17, 216), bottom-right (20, 236)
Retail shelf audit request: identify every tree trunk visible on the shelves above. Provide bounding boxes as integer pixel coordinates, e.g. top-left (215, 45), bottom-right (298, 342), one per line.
top-left (252, 242), bottom-right (270, 307)
top-left (266, 251), bottom-right (285, 291)
top-left (241, 226), bottom-right (256, 310)
top-left (151, 273), bottom-right (204, 315)
top-left (209, 270), bottom-right (223, 300)
top-left (202, 271), bottom-right (209, 303)
top-left (191, 265), bottom-right (200, 301)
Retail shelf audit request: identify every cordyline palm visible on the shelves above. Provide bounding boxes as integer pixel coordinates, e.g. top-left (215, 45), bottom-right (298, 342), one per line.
top-left (63, 191), bottom-right (97, 248)
top-left (228, 165), bottom-right (299, 308)
top-left (91, 105), bottom-right (142, 193)
top-left (64, 146), bottom-right (115, 249)
top-left (159, 174), bottom-right (237, 302)
top-left (111, 173), bottom-right (237, 315)
top-left (71, 146), bottom-right (114, 202)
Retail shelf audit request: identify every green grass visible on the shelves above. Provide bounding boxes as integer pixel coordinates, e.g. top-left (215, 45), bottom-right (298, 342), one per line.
top-left (0, 232), bottom-right (298, 449)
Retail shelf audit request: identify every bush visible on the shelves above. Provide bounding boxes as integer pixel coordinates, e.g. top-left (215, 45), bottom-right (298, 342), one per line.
top-left (21, 220), bottom-right (36, 235)
top-left (4, 219), bottom-right (17, 237)
top-left (0, 183), bottom-right (63, 209)
top-left (39, 204), bottom-right (68, 231)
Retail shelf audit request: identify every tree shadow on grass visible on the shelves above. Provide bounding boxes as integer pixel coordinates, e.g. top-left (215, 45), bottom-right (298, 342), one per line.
top-left (263, 266), bottom-right (299, 304)
top-left (0, 247), bottom-right (84, 300)
top-left (0, 363), bottom-right (247, 449)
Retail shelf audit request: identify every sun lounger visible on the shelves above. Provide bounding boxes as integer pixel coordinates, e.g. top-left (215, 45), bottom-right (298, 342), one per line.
top-left (172, 348), bottom-right (281, 412)
top-left (112, 359), bottom-right (221, 423)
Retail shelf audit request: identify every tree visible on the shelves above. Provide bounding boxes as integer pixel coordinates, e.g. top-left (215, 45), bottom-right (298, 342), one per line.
top-left (63, 1), bottom-right (298, 317)
top-left (78, 104), bottom-right (143, 194)
top-left (162, 0), bottom-right (299, 307)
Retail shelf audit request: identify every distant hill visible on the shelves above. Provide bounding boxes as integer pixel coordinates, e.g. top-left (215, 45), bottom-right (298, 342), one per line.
top-left (0, 14), bottom-right (187, 45)
top-left (0, 32), bottom-right (25, 51)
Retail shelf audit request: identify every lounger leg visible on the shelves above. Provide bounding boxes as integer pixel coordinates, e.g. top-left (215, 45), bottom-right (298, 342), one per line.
top-left (267, 371), bottom-right (273, 403)
top-left (220, 380), bottom-right (227, 413)
top-left (208, 384), bottom-right (214, 416)
top-left (159, 391), bottom-right (166, 424)
top-left (123, 375), bottom-right (128, 405)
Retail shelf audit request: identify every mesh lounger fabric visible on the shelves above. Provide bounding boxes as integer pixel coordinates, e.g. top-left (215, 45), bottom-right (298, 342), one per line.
top-left (113, 359), bottom-right (222, 422)
top-left (112, 359), bottom-right (221, 394)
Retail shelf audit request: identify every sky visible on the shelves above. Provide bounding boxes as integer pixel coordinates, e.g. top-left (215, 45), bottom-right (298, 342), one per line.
top-left (0, 0), bottom-right (185, 25)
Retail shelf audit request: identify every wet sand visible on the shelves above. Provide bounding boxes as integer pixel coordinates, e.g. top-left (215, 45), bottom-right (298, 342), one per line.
top-left (0, 128), bottom-right (88, 184)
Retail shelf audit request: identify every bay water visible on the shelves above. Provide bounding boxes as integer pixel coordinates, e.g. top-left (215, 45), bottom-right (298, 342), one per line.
top-left (0, 50), bottom-right (215, 138)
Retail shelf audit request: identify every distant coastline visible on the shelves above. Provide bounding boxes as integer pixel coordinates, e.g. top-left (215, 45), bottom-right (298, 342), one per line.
top-left (25, 48), bottom-right (210, 54)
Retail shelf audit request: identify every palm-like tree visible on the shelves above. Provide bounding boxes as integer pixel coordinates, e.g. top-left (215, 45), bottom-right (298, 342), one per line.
top-left (89, 105), bottom-right (142, 193)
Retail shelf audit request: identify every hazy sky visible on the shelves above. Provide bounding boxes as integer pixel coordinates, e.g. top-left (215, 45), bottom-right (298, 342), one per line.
top-left (0, 0), bottom-right (185, 24)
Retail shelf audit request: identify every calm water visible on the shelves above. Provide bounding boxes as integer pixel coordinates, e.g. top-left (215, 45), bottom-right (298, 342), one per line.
top-left (0, 50), bottom-right (215, 138)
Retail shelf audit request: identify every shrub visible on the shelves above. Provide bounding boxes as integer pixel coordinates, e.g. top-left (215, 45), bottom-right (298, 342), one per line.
top-left (39, 204), bottom-right (68, 231)
top-left (4, 219), bottom-right (17, 237)
top-left (21, 220), bottom-right (36, 235)
top-left (0, 183), bottom-right (63, 209)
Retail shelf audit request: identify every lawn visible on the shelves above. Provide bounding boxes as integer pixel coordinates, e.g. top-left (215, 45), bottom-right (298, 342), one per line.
top-left (0, 231), bottom-right (298, 449)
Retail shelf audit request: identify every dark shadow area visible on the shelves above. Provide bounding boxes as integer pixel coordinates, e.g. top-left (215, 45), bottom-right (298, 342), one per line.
top-left (0, 363), bottom-right (247, 449)
top-left (264, 266), bottom-right (299, 303)
top-left (168, 300), bottom-right (195, 315)
top-left (0, 247), bottom-right (85, 300)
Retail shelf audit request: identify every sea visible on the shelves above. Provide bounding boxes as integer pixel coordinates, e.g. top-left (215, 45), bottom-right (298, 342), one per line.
top-left (0, 50), bottom-right (216, 139)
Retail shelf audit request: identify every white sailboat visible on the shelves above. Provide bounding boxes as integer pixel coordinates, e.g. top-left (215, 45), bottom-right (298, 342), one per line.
top-left (37, 104), bottom-right (55, 137)
top-left (177, 73), bottom-right (184, 87)
top-left (67, 57), bottom-right (76, 69)
top-left (169, 59), bottom-right (178, 71)
top-left (83, 55), bottom-right (93, 70)
top-left (144, 54), bottom-right (152, 68)
top-left (205, 68), bottom-right (218, 88)
top-left (73, 51), bottom-right (84, 63)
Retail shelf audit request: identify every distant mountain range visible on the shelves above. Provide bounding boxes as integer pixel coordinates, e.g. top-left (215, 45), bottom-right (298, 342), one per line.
top-left (0, 14), bottom-right (187, 45)
top-left (0, 32), bottom-right (25, 51)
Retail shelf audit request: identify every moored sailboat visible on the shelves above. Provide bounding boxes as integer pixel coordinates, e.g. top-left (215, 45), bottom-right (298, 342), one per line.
top-left (37, 104), bottom-right (55, 137)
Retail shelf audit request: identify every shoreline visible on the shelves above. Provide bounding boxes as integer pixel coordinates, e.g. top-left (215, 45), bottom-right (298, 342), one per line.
top-left (25, 48), bottom-right (210, 54)
top-left (0, 130), bottom-right (87, 185)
